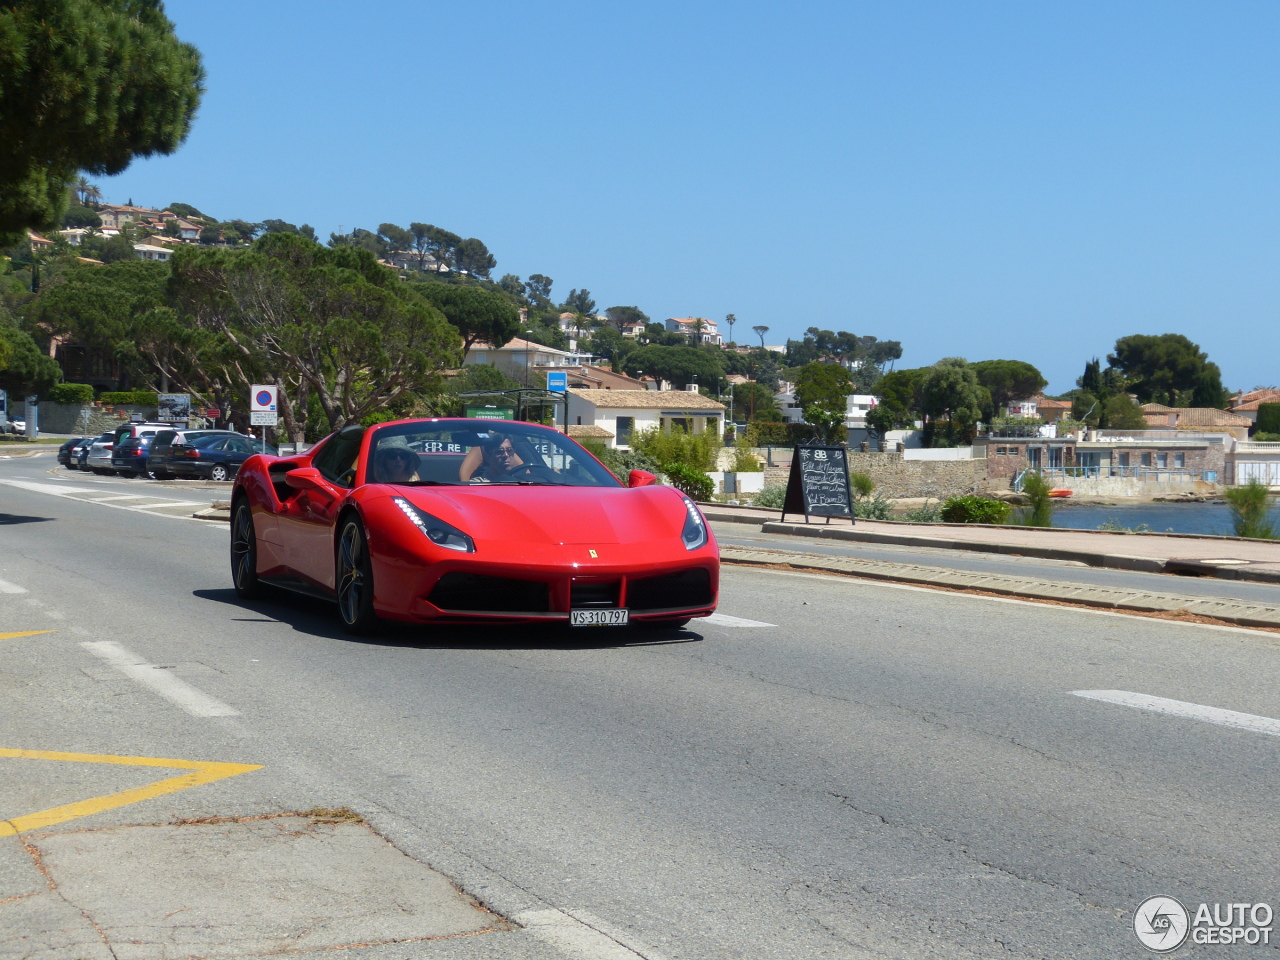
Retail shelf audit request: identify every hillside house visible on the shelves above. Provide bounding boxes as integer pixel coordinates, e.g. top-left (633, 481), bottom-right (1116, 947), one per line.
top-left (566, 389), bottom-right (726, 449)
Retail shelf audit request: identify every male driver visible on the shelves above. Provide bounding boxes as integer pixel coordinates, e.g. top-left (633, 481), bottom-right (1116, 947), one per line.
top-left (460, 434), bottom-right (527, 481)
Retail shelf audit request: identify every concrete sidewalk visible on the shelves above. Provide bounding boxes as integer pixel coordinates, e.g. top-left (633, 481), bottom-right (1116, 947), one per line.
top-left (700, 504), bottom-right (1280, 584)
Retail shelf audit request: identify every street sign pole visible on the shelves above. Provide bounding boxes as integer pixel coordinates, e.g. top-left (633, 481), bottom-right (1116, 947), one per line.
top-left (546, 371), bottom-right (568, 434)
top-left (249, 384), bottom-right (279, 448)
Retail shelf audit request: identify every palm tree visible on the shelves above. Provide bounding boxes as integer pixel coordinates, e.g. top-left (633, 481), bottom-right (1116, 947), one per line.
top-left (75, 177), bottom-right (102, 207)
top-left (690, 317), bottom-right (706, 345)
top-left (725, 313), bottom-right (736, 345)
top-left (752, 324), bottom-right (769, 349)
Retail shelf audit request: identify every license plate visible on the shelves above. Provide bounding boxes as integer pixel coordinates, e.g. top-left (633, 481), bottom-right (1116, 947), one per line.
top-left (570, 608), bottom-right (629, 627)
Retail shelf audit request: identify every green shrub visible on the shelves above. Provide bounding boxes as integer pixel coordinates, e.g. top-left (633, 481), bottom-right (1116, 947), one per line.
top-left (850, 471), bottom-right (875, 499)
top-left (1097, 517), bottom-right (1155, 533)
top-left (664, 463), bottom-right (714, 501)
top-left (940, 495), bottom-right (1012, 525)
top-left (48, 383), bottom-right (93, 404)
top-left (1252, 431), bottom-right (1280, 442)
top-left (1017, 471), bottom-right (1055, 527)
top-left (1256, 403), bottom-right (1280, 436)
top-left (629, 426), bottom-right (720, 472)
top-left (579, 438), bottom-right (661, 481)
top-left (1224, 479), bottom-right (1278, 539)
top-left (753, 484), bottom-right (787, 509)
top-left (731, 438), bottom-right (762, 472)
top-left (98, 390), bottom-right (158, 405)
top-left (899, 500), bottom-right (941, 523)
top-left (853, 494), bottom-right (893, 519)
top-left (359, 410), bottom-right (399, 427)
top-left (745, 420), bottom-right (817, 446)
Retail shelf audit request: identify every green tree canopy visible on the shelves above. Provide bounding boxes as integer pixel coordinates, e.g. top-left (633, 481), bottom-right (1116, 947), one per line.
top-left (525, 274), bottom-right (553, 306)
top-left (0, 0), bottom-right (205, 245)
top-left (377, 223), bottom-right (413, 254)
top-left (921, 358), bottom-right (986, 440)
top-left (971, 359), bottom-right (1047, 415)
top-left (563, 288), bottom-right (595, 315)
top-left (603, 305), bottom-right (648, 331)
top-left (1102, 393), bottom-right (1148, 429)
top-left (29, 258), bottom-right (168, 358)
top-left (620, 344), bottom-right (726, 391)
top-left (454, 237), bottom-right (496, 279)
top-left (793, 362), bottom-right (853, 440)
top-left (875, 367), bottom-right (927, 420)
top-left (0, 314), bottom-right (61, 396)
top-left (731, 381), bottom-right (781, 422)
top-left (413, 282), bottom-right (520, 352)
top-left (1108, 334), bottom-right (1227, 408)
top-left (169, 233), bottom-right (461, 439)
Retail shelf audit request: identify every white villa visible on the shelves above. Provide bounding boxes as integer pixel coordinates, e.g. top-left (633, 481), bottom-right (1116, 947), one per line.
top-left (565, 388), bottom-right (726, 448)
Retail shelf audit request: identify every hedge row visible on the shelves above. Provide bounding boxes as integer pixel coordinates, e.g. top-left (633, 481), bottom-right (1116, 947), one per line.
top-left (97, 390), bottom-right (159, 405)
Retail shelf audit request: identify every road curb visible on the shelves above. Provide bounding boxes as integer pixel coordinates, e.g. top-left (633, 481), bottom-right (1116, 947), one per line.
top-left (759, 521), bottom-right (1168, 572)
top-left (720, 545), bottom-right (1280, 630)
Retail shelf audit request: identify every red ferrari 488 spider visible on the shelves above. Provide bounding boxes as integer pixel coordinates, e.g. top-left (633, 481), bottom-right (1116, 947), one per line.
top-left (229, 418), bottom-right (719, 633)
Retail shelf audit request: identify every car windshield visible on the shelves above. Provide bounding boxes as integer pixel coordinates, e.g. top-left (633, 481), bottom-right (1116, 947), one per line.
top-left (366, 421), bottom-right (622, 488)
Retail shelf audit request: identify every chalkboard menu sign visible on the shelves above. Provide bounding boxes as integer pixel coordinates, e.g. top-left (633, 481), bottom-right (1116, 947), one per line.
top-left (781, 443), bottom-right (855, 523)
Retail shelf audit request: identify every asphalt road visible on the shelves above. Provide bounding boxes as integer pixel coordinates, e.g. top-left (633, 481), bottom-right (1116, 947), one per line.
top-left (715, 519), bottom-right (1280, 605)
top-left (5, 451), bottom-right (1280, 958)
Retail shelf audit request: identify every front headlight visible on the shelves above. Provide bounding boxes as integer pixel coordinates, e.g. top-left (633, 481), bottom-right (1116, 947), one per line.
top-left (394, 497), bottom-right (475, 553)
top-left (681, 497), bottom-right (708, 550)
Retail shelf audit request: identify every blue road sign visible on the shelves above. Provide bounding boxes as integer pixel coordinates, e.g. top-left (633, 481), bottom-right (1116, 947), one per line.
top-left (546, 371), bottom-right (568, 393)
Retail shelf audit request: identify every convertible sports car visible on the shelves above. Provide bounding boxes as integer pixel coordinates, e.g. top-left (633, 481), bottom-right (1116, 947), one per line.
top-left (230, 418), bottom-right (719, 632)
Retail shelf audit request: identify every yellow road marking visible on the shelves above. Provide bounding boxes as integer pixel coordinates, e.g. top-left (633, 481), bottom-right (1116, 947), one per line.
top-left (0, 748), bottom-right (262, 836)
top-left (0, 631), bottom-right (54, 640)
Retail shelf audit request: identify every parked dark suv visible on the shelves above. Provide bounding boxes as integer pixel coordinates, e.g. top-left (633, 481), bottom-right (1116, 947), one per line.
top-left (104, 423), bottom-right (169, 477)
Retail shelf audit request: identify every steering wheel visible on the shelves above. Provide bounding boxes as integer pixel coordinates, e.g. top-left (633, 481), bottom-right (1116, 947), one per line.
top-left (505, 462), bottom-right (558, 481)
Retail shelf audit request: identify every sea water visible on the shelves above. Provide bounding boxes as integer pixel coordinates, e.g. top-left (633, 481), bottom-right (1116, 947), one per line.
top-left (1050, 501), bottom-right (1236, 536)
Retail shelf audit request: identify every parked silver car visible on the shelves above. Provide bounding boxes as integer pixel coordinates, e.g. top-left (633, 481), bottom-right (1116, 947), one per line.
top-left (85, 435), bottom-right (118, 474)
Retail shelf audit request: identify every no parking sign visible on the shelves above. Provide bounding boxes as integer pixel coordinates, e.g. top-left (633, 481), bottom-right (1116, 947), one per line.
top-left (250, 384), bottom-right (278, 426)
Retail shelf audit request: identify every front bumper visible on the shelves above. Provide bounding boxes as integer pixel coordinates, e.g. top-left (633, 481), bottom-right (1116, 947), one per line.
top-left (372, 544), bottom-right (719, 625)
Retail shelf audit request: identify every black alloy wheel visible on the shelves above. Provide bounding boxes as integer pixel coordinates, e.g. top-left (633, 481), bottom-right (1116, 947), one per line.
top-left (336, 519), bottom-right (378, 634)
top-left (230, 501), bottom-right (262, 599)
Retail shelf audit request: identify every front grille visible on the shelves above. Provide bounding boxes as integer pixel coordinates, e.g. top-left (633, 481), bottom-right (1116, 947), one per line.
top-left (571, 579), bottom-right (620, 609)
top-left (627, 569), bottom-right (713, 611)
top-left (429, 573), bottom-right (550, 612)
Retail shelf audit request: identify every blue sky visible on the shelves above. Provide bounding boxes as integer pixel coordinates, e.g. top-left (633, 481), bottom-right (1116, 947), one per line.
top-left (102, 1), bottom-right (1280, 395)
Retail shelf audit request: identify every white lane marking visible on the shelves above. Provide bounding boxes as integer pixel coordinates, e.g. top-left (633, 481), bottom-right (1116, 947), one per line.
top-left (0, 478), bottom-right (211, 520)
top-left (0, 479), bottom-right (97, 494)
top-left (1073, 690), bottom-right (1280, 737)
top-left (0, 579), bottom-right (28, 594)
top-left (702, 612), bottom-right (775, 628)
top-left (514, 908), bottom-right (666, 960)
top-left (80, 641), bottom-right (239, 717)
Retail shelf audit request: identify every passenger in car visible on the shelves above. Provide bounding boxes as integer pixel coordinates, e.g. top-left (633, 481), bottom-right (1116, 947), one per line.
top-left (374, 446), bottom-right (422, 483)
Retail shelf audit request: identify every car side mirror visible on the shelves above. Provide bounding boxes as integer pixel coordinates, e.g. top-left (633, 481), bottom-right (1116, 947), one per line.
top-left (284, 467), bottom-right (333, 495)
top-left (628, 470), bottom-right (658, 488)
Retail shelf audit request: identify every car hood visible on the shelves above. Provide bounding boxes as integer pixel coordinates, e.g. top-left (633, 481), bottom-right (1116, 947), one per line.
top-left (391, 484), bottom-right (688, 545)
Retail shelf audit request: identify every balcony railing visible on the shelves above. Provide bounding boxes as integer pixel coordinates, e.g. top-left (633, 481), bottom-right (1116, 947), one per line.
top-left (1014, 466), bottom-right (1218, 489)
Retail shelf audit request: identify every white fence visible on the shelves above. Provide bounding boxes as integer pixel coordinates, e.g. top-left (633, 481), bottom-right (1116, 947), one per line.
top-left (902, 446), bottom-right (977, 461)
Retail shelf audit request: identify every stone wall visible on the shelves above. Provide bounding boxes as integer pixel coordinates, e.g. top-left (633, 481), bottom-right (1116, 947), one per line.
top-left (34, 402), bottom-right (162, 435)
top-left (763, 451), bottom-right (990, 499)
